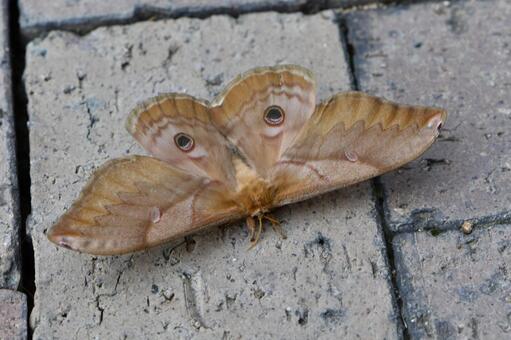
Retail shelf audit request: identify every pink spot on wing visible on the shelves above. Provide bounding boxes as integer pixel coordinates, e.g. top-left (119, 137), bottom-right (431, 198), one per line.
top-left (150, 207), bottom-right (161, 223)
top-left (58, 237), bottom-right (73, 250)
top-left (427, 113), bottom-right (443, 130)
top-left (345, 150), bottom-right (358, 162)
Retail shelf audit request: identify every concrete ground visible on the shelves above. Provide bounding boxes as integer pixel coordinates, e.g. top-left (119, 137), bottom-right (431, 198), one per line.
top-left (1, 0), bottom-right (510, 339)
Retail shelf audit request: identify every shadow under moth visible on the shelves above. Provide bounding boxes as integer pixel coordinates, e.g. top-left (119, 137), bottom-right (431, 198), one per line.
top-left (47, 65), bottom-right (446, 255)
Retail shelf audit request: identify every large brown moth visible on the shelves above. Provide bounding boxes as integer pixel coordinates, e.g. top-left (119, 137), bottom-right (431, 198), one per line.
top-left (47, 65), bottom-right (446, 255)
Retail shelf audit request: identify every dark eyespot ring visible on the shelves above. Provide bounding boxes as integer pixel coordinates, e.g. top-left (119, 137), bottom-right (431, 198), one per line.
top-left (174, 133), bottom-right (194, 152)
top-left (264, 106), bottom-right (285, 126)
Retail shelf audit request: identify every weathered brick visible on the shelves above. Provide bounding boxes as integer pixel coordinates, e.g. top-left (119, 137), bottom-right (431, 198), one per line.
top-left (19, 0), bottom-right (311, 38)
top-left (393, 224), bottom-right (511, 339)
top-left (18, 0), bottom-right (387, 38)
top-left (0, 0), bottom-right (20, 290)
top-left (347, 0), bottom-right (511, 231)
top-left (0, 289), bottom-right (27, 340)
top-left (26, 11), bottom-right (399, 338)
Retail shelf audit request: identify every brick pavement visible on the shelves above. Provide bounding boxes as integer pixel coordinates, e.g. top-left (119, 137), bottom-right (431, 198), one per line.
top-left (1, 0), bottom-right (510, 339)
top-left (25, 11), bottom-right (399, 339)
top-left (347, 0), bottom-right (511, 233)
top-left (18, 0), bottom-right (377, 38)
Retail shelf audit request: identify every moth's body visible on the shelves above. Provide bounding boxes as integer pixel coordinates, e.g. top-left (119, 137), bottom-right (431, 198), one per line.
top-left (48, 65), bottom-right (446, 255)
top-left (231, 157), bottom-right (275, 216)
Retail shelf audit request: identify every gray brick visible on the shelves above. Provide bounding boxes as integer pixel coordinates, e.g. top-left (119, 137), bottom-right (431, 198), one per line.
top-left (347, 0), bottom-right (511, 231)
top-left (0, 289), bottom-right (28, 340)
top-left (19, 0), bottom-right (310, 38)
top-left (26, 12), bottom-right (399, 338)
top-left (18, 0), bottom-right (386, 38)
top-left (393, 225), bottom-right (511, 339)
top-left (0, 0), bottom-right (20, 290)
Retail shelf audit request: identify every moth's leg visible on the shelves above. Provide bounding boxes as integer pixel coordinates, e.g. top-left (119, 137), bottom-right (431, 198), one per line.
top-left (246, 216), bottom-right (256, 242)
top-left (264, 214), bottom-right (279, 225)
top-left (264, 214), bottom-right (287, 240)
top-left (248, 215), bottom-right (264, 250)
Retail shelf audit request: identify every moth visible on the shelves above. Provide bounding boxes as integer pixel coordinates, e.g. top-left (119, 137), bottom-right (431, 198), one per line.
top-left (47, 65), bottom-right (446, 255)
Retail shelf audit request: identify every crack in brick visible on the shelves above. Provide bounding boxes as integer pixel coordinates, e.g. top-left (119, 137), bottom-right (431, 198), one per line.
top-left (83, 255), bottom-right (134, 328)
top-left (393, 209), bottom-right (511, 235)
top-left (82, 98), bottom-right (99, 142)
top-left (19, 1), bottom-right (390, 40)
top-left (95, 295), bottom-right (105, 325)
top-left (372, 178), bottom-right (409, 340)
top-left (8, 0), bottom-right (35, 338)
top-left (340, 11), bottom-right (407, 339)
top-left (93, 287), bottom-right (125, 326)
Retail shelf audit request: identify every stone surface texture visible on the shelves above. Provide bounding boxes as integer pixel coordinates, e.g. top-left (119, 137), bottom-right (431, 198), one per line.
top-left (347, 0), bottom-right (511, 231)
top-left (393, 224), bottom-right (511, 339)
top-left (18, 0), bottom-right (383, 38)
top-left (18, 0), bottom-right (310, 38)
top-left (0, 289), bottom-right (28, 340)
top-left (0, 0), bottom-right (20, 290)
top-left (26, 11), bottom-right (399, 339)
